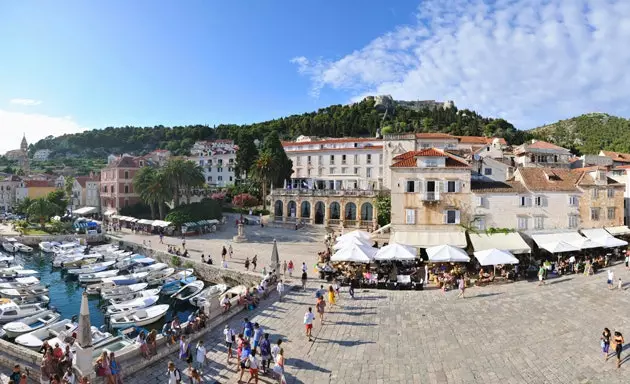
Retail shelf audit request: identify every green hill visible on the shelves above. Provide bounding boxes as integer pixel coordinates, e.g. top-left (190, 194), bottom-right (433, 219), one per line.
top-left (30, 97), bottom-right (527, 160)
top-left (529, 113), bottom-right (630, 155)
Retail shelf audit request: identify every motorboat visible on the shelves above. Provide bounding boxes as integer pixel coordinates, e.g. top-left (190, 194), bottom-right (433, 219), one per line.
top-left (133, 262), bottom-right (167, 274)
top-left (11, 294), bottom-right (50, 306)
top-left (53, 254), bottom-right (94, 268)
top-left (39, 241), bottom-right (61, 253)
top-left (47, 326), bottom-right (113, 351)
top-left (59, 254), bottom-right (102, 268)
top-left (108, 288), bottom-right (162, 305)
top-left (108, 304), bottom-right (169, 328)
top-left (161, 276), bottom-right (197, 296)
top-left (0, 276), bottom-right (40, 289)
top-left (0, 266), bottom-right (39, 278)
top-left (0, 255), bottom-right (14, 264)
top-left (53, 242), bottom-right (83, 255)
top-left (2, 310), bottom-right (61, 338)
top-left (78, 270), bottom-right (120, 284)
top-left (67, 260), bottom-right (115, 275)
top-left (2, 238), bottom-right (19, 253)
top-left (145, 267), bottom-right (175, 286)
top-left (101, 271), bottom-right (148, 286)
top-left (219, 285), bottom-right (248, 303)
top-left (16, 243), bottom-right (33, 253)
top-left (171, 280), bottom-right (204, 301)
top-left (0, 299), bottom-right (48, 323)
top-left (91, 336), bottom-right (134, 358)
top-left (114, 255), bottom-right (151, 271)
top-left (14, 319), bottom-right (77, 349)
top-left (0, 285), bottom-right (49, 299)
top-left (106, 295), bottom-right (159, 315)
top-left (101, 283), bottom-right (148, 300)
top-left (190, 284), bottom-right (228, 307)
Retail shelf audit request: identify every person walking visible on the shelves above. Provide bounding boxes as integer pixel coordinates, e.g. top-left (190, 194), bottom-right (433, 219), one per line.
top-left (98, 351), bottom-right (115, 384)
top-left (246, 350), bottom-right (260, 384)
top-left (316, 295), bottom-right (326, 323)
top-left (601, 328), bottom-right (611, 361)
top-left (252, 255), bottom-right (258, 271)
top-left (179, 336), bottom-right (192, 371)
top-left (260, 333), bottom-right (271, 374)
top-left (189, 368), bottom-right (202, 384)
top-left (301, 262), bottom-right (307, 274)
top-left (332, 279), bottom-right (340, 301)
top-left (277, 280), bottom-right (285, 302)
top-left (625, 251), bottom-right (629, 271)
top-left (273, 348), bottom-right (285, 383)
top-left (301, 270), bottom-right (307, 291)
top-left (304, 307), bottom-right (315, 342)
top-left (287, 260), bottom-right (294, 277)
top-left (537, 264), bottom-right (546, 286)
top-left (109, 352), bottom-right (123, 384)
top-left (282, 260), bottom-right (287, 276)
top-left (165, 361), bottom-right (181, 384)
top-left (222, 246), bottom-right (227, 260)
top-left (224, 325), bottom-right (235, 363)
top-left (245, 257), bottom-right (250, 271)
top-left (613, 331), bottom-right (625, 368)
top-left (194, 340), bottom-right (206, 373)
top-left (229, 244), bottom-right (233, 258)
top-left (608, 269), bottom-right (615, 290)
top-left (456, 275), bottom-right (466, 299)
top-left (348, 283), bottom-right (355, 299)
top-left (328, 285), bottom-right (336, 308)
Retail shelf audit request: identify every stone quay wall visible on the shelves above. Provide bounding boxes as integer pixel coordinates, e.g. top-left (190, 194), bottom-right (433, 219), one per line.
top-left (0, 338), bottom-right (43, 382)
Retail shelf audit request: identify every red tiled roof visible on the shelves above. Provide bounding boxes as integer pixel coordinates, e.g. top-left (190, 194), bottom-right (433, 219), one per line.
top-left (390, 149), bottom-right (470, 168)
top-left (75, 175), bottom-right (100, 187)
top-left (393, 148), bottom-right (446, 161)
top-left (107, 156), bottom-right (139, 169)
top-left (415, 133), bottom-right (457, 140)
top-left (24, 180), bottom-right (55, 188)
top-left (457, 136), bottom-right (507, 145)
top-left (517, 168), bottom-right (582, 192)
top-left (601, 150), bottom-right (630, 163)
top-left (390, 158), bottom-right (417, 168)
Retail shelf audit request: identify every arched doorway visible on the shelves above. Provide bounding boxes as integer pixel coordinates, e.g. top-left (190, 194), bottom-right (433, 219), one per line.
top-left (361, 202), bottom-right (373, 221)
top-left (345, 202), bottom-right (357, 220)
top-left (301, 201), bottom-right (311, 219)
top-left (330, 202), bottom-right (341, 220)
top-left (287, 201), bottom-right (297, 218)
top-left (314, 202), bottom-right (325, 224)
top-left (274, 200), bottom-right (283, 218)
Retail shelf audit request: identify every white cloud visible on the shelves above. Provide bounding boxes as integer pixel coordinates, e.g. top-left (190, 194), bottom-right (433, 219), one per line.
top-left (0, 109), bottom-right (86, 153)
top-left (292, 0), bottom-right (630, 128)
top-left (9, 98), bottom-right (42, 106)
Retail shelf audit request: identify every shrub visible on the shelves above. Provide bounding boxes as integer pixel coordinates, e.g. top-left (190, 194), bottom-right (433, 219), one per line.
top-left (232, 193), bottom-right (259, 208)
top-left (165, 199), bottom-right (223, 228)
top-left (170, 256), bottom-right (182, 267)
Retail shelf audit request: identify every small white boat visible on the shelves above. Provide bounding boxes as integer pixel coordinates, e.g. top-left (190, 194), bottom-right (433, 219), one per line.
top-left (53, 242), bottom-right (83, 255)
top-left (0, 276), bottom-right (40, 289)
top-left (101, 271), bottom-right (148, 286)
top-left (101, 283), bottom-right (148, 300)
top-left (190, 284), bottom-right (228, 307)
top-left (91, 336), bottom-right (134, 357)
top-left (79, 270), bottom-right (120, 284)
top-left (145, 267), bottom-right (175, 285)
top-left (15, 319), bottom-right (77, 349)
top-left (15, 243), bottom-right (33, 253)
top-left (48, 326), bottom-right (113, 351)
top-left (106, 295), bottom-right (159, 315)
top-left (60, 255), bottom-right (102, 269)
top-left (0, 267), bottom-right (39, 279)
top-left (133, 262), bottom-right (167, 274)
top-left (2, 238), bottom-right (18, 253)
top-left (53, 254), bottom-right (94, 268)
top-left (0, 255), bottom-right (14, 264)
top-left (0, 285), bottom-right (49, 299)
top-left (11, 295), bottom-right (50, 306)
top-left (108, 304), bottom-right (169, 328)
top-left (2, 310), bottom-right (61, 338)
top-left (108, 288), bottom-right (162, 305)
top-left (0, 299), bottom-right (48, 323)
top-left (39, 242), bottom-right (61, 253)
top-left (219, 285), bottom-right (248, 302)
top-left (171, 280), bottom-right (204, 301)
top-left (67, 261), bottom-right (115, 275)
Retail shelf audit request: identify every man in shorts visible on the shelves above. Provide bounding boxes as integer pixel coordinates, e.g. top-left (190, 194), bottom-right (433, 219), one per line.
top-left (537, 265), bottom-right (546, 286)
top-left (304, 307), bottom-right (315, 342)
top-left (223, 325), bottom-right (235, 363)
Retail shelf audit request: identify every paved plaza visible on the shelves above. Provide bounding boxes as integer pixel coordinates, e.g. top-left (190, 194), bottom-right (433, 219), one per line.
top-left (124, 263), bottom-right (630, 384)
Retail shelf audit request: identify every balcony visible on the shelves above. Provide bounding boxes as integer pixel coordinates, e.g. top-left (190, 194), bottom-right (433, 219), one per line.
top-left (270, 188), bottom-right (386, 198)
top-left (421, 192), bottom-right (440, 202)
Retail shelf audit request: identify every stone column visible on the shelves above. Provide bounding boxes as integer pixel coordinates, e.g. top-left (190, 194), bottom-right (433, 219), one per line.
top-left (296, 200), bottom-right (302, 220)
top-left (310, 201), bottom-right (316, 223)
top-left (324, 201), bottom-right (330, 226)
top-left (74, 293), bottom-right (94, 379)
top-left (356, 199), bottom-right (361, 228)
top-left (340, 200), bottom-right (345, 228)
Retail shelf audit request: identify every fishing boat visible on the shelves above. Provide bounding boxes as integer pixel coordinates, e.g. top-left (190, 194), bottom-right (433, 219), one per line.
top-left (101, 283), bottom-right (148, 300)
top-left (108, 288), bottom-right (162, 305)
top-left (108, 304), bottom-right (169, 328)
top-left (52, 242), bottom-right (83, 255)
top-left (0, 266), bottom-right (39, 278)
top-left (11, 294), bottom-right (50, 306)
top-left (0, 299), bottom-right (48, 323)
top-left (113, 255), bottom-right (147, 270)
top-left (2, 310), bottom-right (61, 338)
top-left (14, 319), bottom-right (77, 349)
top-left (60, 255), bottom-right (102, 269)
top-left (78, 270), bottom-right (121, 284)
top-left (53, 254), bottom-right (93, 268)
top-left (0, 276), bottom-right (40, 289)
top-left (101, 271), bottom-right (148, 286)
top-left (171, 280), bottom-right (204, 301)
top-left (0, 285), bottom-right (49, 299)
top-left (105, 295), bottom-right (159, 315)
top-left (189, 284), bottom-right (228, 307)
top-left (39, 241), bottom-right (61, 253)
top-left (160, 269), bottom-right (195, 295)
top-left (145, 267), bottom-right (175, 286)
top-left (47, 326), bottom-right (113, 351)
top-left (1, 238), bottom-right (28, 253)
top-left (219, 285), bottom-right (248, 303)
top-left (133, 262), bottom-right (167, 274)
top-left (67, 261), bottom-right (115, 275)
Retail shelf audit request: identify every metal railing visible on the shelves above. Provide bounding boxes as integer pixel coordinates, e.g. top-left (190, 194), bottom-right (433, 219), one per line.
top-left (328, 219), bottom-right (341, 226)
top-left (270, 188), bottom-right (385, 197)
top-left (421, 192), bottom-right (440, 201)
top-left (344, 220), bottom-right (357, 227)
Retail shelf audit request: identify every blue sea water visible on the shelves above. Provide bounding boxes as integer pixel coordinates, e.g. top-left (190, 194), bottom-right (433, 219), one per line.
top-left (16, 251), bottom-right (195, 332)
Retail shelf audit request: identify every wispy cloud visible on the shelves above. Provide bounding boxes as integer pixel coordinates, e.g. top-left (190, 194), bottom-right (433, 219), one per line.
top-left (9, 98), bottom-right (42, 106)
top-left (291, 0), bottom-right (630, 128)
top-left (0, 110), bottom-right (85, 153)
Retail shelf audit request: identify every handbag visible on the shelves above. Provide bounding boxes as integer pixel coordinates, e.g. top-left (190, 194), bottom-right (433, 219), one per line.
top-left (96, 364), bottom-right (105, 377)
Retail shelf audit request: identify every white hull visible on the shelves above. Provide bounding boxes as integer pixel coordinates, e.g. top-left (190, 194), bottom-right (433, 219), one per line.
top-left (108, 288), bottom-right (162, 305)
top-left (2, 310), bottom-right (60, 338)
top-left (2, 243), bottom-right (16, 253)
top-left (101, 283), bottom-right (148, 300)
top-left (14, 319), bottom-right (77, 349)
top-left (190, 284), bottom-right (228, 307)
top-left (109, 304), bottom-right (169, 328)
top-left (79, 270), bottom-right (120, 284)
top-left (171, 280), bottom-right (204, 301)
top-left (39, 242), bottom-right (59, 253)
top-left (67, 261), bottom-right (115, 275)
top-left (106, 295), bottom-right (159, 315)
top-left (0, 301), bottom-right (48, 324)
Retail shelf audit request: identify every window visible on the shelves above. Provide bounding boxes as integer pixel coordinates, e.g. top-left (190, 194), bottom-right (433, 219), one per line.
top-left (484, 168), bottom-right (492, 175)
top-left (379, 154), bottom-right (383, 164)
top-left (208, 176), bottom-right (213, 181)
top-left (218, 176), bottom-right (223, 181)
top-left (447, 181), bottom-right (457, 193)
top-left (592, 188), bottom-right (599, 198)
top-left (124, 185), bottom-right (129, 194)
top-left (208, 160), bottom-right (213, 165)
top-left (367, 154), bottom-right (372, 164)
top-left (307, 156), bottom-right (311, 165)
top-left (517, 216), bottom-right (528, 230)
top-left (445, 210), bottom-right (460, 224)
top-left (329, 167), bottom-right (336, 174)
top-left (341, 167), bottom-right (347, 174)
top-left (534, 196), bottom-right (544, 207)
top-left (405, 209), bottom-right (415, 224)
top-left (354, 167), bottom-right (359, 175)
top-left (217, 167), bottom-right (223, 173)
top-left (199, 160), bottom-right (205, 166)
top-left (607, 188), bottom-right (614, 198)
top-left (405, 180), bottom-right (415, 193)
top-left (425, 159), bottom-right (438, 167)
top-left (534, 216), bottom-right (544, 230)
top-left (218, 159), bottom-right (223, 165)
top-left (124, 171), bottom-right (129, 179)
top-left (341, 154), bottom-right (346, 164)
top-left (229, 176), bottom-right (233, 181)
top-left (307, 169), bottom-right (311, 176)
top-left (354, 154), bottom-right (358, 164)
top-left (568, 215), bottom-right (578, 228)
top-left (519, 196), bottom-right (529, 207)
top-left (591, 207), bottom-right (600, 221)
top-left (330, 155), bottom-right (335, 165)
top-left (568, 195), bottom-right (579, 206)
top-left (366, 168), bottom-right (372, 178)
top-left (229, 158), bottom-right (234, 164)
top-left (608, 207), bottom-right (616, 220)
top-left (318, 155), bottom-right (323, 164)
top-left (476, 196), bottom-right (485, 207)
top-left (474, 216), bottom-right (486, 230)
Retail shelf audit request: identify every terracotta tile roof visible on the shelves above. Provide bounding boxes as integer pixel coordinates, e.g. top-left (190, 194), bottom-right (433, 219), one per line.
top-left (415, 133), bottom-right (457, 140)
top-left (393, 148), bottom-right (446, 161)
top-left (471, 179), bottom-right (528, 193)
top-left (517, 168), bottom-right (582, 192)
top-left (515, 140), bottom-right (570, 154)
top-left (390, 158), bottom-right (417, 168)
top-left (457, 136), bottom-right (507, 145)
top-left (601, 150), bottom-right (630, 163)
top-left (571, 166), bottom-right (609, 172)
top-left (24, 180), bottom-right (55, 188)
top-left (107, 156), bottom-right (139, 169)
top-left (75, 175), bottom-right (100, 187)
top-left (390, 149), bottom-right (470, 168)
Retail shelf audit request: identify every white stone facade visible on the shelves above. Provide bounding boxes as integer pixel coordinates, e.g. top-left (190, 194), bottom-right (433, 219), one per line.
top-left (189, 140), bottom-right (237, 188)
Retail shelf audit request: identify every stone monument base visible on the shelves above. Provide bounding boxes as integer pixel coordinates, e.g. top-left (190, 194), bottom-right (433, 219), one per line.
top-left (74, 344), bottom-right (94, 380)
top-left (232, 234), bottom-right (247, 243)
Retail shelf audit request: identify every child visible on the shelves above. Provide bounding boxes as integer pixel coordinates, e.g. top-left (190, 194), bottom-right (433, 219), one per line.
top-left (618, 277), bottom-right (623, 290)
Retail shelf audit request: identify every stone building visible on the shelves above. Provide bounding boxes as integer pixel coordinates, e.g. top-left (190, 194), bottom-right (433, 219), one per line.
top-left (512, 140), bottom-right (572, 168)
top-left (4, 135), bottom-right (29, 173)
top-left (189, 140), bottom-right (236, 187)
top-left (100, 155), bottom-right (140, 215)
top-left (575, 167), bottom-right (625, 228)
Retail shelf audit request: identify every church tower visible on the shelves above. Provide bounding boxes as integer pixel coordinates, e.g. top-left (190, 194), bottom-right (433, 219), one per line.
top-left (19, 134), bottom-right (29, 174)
top-left (20, 134), bottom-right (27, 151)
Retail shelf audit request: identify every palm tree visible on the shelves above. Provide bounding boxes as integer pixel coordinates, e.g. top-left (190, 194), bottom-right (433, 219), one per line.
top-left (162, 159), bottom-right (205, 207)
top-left (134, 167), bottom-right (172, 219)
top-left (27, 198), bottom-right (57, 229)
top-left (250, 151), bottom-right (274, 211)
top-left (181, 161), bottom-right (205, 205)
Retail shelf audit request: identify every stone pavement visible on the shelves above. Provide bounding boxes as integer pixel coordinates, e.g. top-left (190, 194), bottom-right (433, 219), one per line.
top-left (123, 263), bottom-right (630, 384)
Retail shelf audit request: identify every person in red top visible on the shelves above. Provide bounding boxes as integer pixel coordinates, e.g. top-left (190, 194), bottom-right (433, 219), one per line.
top-left (287, 260), bottom-right (294, 277)
top-left (52, 343), bottom-right (63, 360)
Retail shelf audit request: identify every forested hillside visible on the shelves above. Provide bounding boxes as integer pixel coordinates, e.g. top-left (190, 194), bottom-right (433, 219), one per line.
top-left (31, 97), bottom-right (527, 159)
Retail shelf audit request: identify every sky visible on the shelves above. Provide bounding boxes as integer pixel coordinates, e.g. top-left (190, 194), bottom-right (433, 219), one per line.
top-left (1, 0), bottom-right (629, 154)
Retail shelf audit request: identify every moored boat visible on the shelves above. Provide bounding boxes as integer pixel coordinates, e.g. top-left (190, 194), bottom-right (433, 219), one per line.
top-left (0, 285), bottom-right (49, 299)
top-left (101, 283), bottom-right (148, 300)
top-left (78, 269), bottom-right (121, 284)
top-left (0, 276), bottom-right (40, 289)
top-left (105, 295), bottom-right (159, 315)
top-left (67, 260), bottom-right (115, 275)
top-left (190, 283), bottom-right (228, 307)
top-left (0, 299), bottom-right (48, 324)
top-left (2, 310), bottom-right (61, 338)
top-left (171, 280), bottom-right (204, 301)
top-left (108, 288), bottom-right (162, 305)
top-left (108, 304), bottom-right (169, 328)
top-left (39, 241), bottom-right (61, 253)
top-left (101, 271), bottom-right (148, 286)
top-left (14, 319), bottom-right (77, 349)
top-left (145, 267), bottom-right (175, 286)
top-left (219, 285), bottom-right (248, 303)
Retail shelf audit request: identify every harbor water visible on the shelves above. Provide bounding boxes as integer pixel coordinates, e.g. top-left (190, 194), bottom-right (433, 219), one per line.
top-left (14, 251), bottom-right (197, 333)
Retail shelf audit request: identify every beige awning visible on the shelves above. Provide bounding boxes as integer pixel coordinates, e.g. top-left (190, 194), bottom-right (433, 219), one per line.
top-left (605, 226), bottom-right (630, 236)
top-left (73, 206), bottom-right (97, 215)
top-left (391, 229), bottom-right (467, 248)
top-left (469, 232), bottom-right (531, 254)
